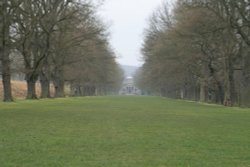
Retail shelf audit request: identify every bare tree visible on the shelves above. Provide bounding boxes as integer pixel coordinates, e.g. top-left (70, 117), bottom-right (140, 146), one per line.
top-left (0, 0), bottom-right (15, 102)
top-left (138, 0), bottom-right (248, 106)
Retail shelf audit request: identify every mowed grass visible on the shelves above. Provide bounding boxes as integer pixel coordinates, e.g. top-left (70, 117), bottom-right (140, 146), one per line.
top-left (0, 96), bottom-right (250, 167)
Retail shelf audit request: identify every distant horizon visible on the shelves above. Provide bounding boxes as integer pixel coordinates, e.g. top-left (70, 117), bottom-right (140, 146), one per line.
top-left (119, 64), bottom-right (141, 68)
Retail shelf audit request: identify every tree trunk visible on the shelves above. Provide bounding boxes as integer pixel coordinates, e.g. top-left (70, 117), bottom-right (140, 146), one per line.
top-left (199, 80), bottom-right (206, 102)
top-left (0, 2), bottom-right (13, 102)
top-left (26, 74), bottom-right (38, 99)
top-left (53, 68), bottom-right (65, 98)
top-left (73, 85), bottom-right (82, 96)
top-left (40, 72), bottom-right (50, 98)
top-left (223, 55), bottom-right (235, 106)
top-left (180, 89), bottom-right (184, 99)
top-left (90, 86), bottom-right (96, 96)
top-left (1, 60), bottom-right (13, 102)
top-left (54, 79), bottom-right (65, 98)
top-left (40, 57), bottom-right (50, 98)
top-left (215, 81), bottom-right (224, 104)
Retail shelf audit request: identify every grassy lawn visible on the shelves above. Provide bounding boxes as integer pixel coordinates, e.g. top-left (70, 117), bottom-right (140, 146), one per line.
top-left (0, 96), bottom-right (250, 167)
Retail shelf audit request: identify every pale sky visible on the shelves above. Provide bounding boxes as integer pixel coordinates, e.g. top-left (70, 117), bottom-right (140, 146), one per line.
top-left (99, 0), bottom-right (174, 67)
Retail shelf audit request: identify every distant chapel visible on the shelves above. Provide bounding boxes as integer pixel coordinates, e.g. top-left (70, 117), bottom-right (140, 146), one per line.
top-left (119, 76), bottom-right (141, 95)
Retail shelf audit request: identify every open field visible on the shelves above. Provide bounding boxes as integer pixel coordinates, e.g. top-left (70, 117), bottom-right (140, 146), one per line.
top-left (0, 96), bottom-right (250, 167)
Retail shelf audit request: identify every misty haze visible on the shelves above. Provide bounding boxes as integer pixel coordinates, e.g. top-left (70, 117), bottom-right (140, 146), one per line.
top-left (0, 0), bottom-right (250, 166)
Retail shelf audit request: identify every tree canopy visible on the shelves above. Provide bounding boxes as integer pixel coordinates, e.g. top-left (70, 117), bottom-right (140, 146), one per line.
top-left (136, 0), bottom-right (250, 106)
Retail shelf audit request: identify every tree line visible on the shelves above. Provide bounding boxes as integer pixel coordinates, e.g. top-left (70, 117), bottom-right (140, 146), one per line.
top-left (0, 0), bottom-right (123, 102)
top-left (135, 0), bottom-right (250, 106)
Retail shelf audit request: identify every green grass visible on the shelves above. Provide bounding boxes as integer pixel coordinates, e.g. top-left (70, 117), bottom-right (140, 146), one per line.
top-left (0, 96), bottom-right (250, 167)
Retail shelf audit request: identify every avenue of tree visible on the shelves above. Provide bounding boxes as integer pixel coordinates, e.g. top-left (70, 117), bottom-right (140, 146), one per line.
top-left (136, 0), bottom-right (250, 106)
top-left (0, 0), bottom-right (123, 102)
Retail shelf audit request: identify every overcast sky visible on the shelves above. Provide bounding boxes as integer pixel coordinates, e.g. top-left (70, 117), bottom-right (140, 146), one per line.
top-left (99, 0), bottom-right (173, 67)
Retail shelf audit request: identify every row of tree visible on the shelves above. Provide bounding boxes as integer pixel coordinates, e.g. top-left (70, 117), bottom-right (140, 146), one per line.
top-left (0, 0), bottom-right (123, 102)
top-left (136, 0), bottom-right (250, 106)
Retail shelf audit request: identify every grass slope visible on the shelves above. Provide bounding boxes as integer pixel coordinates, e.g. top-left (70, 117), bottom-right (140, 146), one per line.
top-left (0, 96), bottom-right (250, 167)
